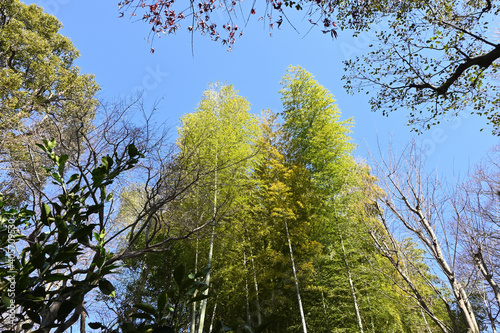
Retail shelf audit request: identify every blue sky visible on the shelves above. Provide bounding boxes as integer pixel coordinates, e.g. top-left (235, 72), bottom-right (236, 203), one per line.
top-left (26, 0), bottom-right (499, 178)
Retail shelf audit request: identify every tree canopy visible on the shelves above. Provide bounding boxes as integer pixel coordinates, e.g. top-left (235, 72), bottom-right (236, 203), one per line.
top-left (0, 0), bottom-right (99, 204)
top-left (343, 0), bottom-right (500, 134)
top-left (118, 0), bottom-right (500, 134)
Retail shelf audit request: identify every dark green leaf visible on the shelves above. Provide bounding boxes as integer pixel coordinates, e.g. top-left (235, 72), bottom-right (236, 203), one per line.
top-left (27, 311), bottom-right (41, 324)
top-left (32, 286), bottom-right (46, 298)
top-left (57, 221), bottom-right (68, 245)
top-left (100, 263), bottom-right (121, 276)
top-left (91, 168), bottom-right (105, 186)
top-left (58, 154), bottom-right (69, 174)
top-left (98, 278), bottom-right (116, 297)
top-left (157, 291), bottom-right (167, 312)
top-left (196, 266), bottom-right (210, 278)
top-left (69, 182), bottom-right (81, 194)
top-left (37, 232), bottom-right (50, 242)
top-left (44, 274), bottom-right (70, 282)
top-left (193, 281), bottom-right (209, 291)
top-left (87, 204), bottom-right (103, 216)
top-left (2, 295), bottom-right (12, 307)
top-left (52, 203), bottom-right (62, 215)
top-left (173, 263), bottom-right (185, 287)
top-left (101, 156), bottom-right (113, 170)
top-left (36, 142), bottom-right (47, 152)
top-left (54, 250), bottom-right (83, 263)
top-left (121, 322), bottom-right (139, 333)
top-left (44, 243), bottom-right (58, 254)
top-left (67, 173), bottom-right (79, 184)
top-left (88, 322), bottom-right (105, 329)
top-left (41, 203), bottom-right (51, 226)
top-left (134, 302), bottom-right (157, 316)
top-left (31, 253), bottom-right (45, 269)
top-left (56, 300), bottom-right (77, 321)
top-left (130, 312), bottom-right (154, 321)
top-left (128, 143), bottom-right (139, 157)
top-left (189, 294), bottom-right (210, 303)
top-left (71, 224), bottom-right (97, 241)
top-left (22, 323), bottom-right (34, 330)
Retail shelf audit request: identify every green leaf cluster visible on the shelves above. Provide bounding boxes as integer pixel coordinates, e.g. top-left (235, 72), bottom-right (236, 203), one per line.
top-left (0, 140), bottom-right (143, 332)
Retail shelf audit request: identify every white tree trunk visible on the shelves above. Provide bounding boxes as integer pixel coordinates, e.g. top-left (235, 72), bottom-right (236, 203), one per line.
top-left (197, 218), bottom-right (215, 333)
top-left (243, 245), bottom-right (251, 324)
top-left (369, 141), bottom-right (480, 333)
top-left (191, 238), bottom-right (199, 333)
top-left (339, 232), bottom-right (364, 333)
top-left (198, 153), bottom-right (217, 333)
top-left (208, 299), bottom-right (217, 333)
top-left (247, 234), bottom-right (262, 326)
top-left (284, 217), bottom-right (308, 333)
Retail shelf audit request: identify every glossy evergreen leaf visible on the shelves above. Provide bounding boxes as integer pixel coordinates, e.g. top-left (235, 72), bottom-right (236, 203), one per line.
top-left (173, 263), bottom-right (185, 287)
top-left (99, 278), bottom-right (116, 297)
top-left (130, 312), bottom-right (155, 321)
top-left (134, 302), bottom-right (157, 316)
top-left (157, 291), bottom-right (167, 312)
top-left (89, 322), bottom-right (106, 329)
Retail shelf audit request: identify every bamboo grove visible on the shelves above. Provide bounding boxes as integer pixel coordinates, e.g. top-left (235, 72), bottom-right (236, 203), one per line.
top-left (110, 67), bottom-right (458, 333)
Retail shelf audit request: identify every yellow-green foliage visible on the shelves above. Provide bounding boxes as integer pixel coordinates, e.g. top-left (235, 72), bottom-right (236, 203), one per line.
top-left (0, 0), bottom-right (99, 204)
top-left (117, 68), bottom-right (450, 333)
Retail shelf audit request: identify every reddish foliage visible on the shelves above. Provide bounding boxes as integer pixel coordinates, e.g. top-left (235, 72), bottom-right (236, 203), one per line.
top-left (117, 0), bottom-right (339, 50)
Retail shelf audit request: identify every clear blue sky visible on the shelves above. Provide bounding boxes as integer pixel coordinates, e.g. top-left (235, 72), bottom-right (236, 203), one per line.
top-left (26, 0), bottom-right (499, 178)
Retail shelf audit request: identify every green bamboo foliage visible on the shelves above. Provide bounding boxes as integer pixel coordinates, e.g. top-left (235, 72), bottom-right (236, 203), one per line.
top-left (117, 69), bottom-right (449, 333)
top-left (177, 83), bottom-right (261, 332)
top-left (234, 66), bottom-right (446, 332)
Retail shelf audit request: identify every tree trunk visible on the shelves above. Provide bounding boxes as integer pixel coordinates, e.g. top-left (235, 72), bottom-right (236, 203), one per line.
top-left (243, 244), bottom-right (251, 324)
top-left (198, 153), bottom-right (218, 333)
top-left (368, 223), bottom-right (453, 333)
top-left (191, 238), bottom-right (199, 333)
top-left (198, 221), bottom-right (215, 333)
top-left (481, 282), bottom-right (498, 333)
top-left (420, 308), bottom-right (433, 333)
top-left (209, 299), bottom-right (218, 333)
top-left (284, 216), bottom-right (308, 333)
top-left (339, 231), bottom-right (364, 333)
top-left (80, 302), bottom-right (86, 333)
top-left (247, 234), bottom-right (262, 326)
top-left (474, 248), bottom-right (500, 309)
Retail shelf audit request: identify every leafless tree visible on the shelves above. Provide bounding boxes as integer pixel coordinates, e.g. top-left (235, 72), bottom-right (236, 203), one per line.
top-left (367, 140), bottom-right (482, 333)
top-left (451, 146), bottom-right (500, 332)
top-left (0, 96), bottom-right (221, 332)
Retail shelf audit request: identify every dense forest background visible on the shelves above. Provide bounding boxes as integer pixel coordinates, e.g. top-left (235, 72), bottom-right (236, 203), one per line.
top-left (1, 0), bottom-right (500, 332)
